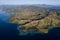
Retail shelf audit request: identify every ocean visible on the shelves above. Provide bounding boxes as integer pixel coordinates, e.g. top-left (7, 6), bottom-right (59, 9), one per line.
top-left (0, 10), bottom-right (60, 40)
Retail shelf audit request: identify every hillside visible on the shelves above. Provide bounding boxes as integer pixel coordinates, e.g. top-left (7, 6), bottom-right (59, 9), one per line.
top-left (8, 5), bottom-right (60, 33)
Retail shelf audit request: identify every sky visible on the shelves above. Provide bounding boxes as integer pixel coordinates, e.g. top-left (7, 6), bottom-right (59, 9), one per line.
top-left (0, 0), bottom-right (60, 5)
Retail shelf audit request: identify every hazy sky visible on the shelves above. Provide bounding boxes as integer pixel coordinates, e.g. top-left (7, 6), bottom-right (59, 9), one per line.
top-left (0, 0), bottom-right (60, 5)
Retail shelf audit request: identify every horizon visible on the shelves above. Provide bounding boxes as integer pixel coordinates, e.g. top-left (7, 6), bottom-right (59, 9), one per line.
top-left (2, 4), bottom-right (60, 6)
top-left (0, 0), bottom-right (60, 5)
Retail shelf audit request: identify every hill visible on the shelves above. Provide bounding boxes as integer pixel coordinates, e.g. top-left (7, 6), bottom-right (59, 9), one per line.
top-left (7, 5), bottom-right (60, 33)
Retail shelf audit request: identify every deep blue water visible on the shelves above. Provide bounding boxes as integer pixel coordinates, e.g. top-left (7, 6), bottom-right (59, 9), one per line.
top-left (0, 21), bottom-right (19, 40)
top-left (0, 20), bottom-right (47, 40)
top-left (0, 10), bottom-right (60, 40)
top-left (1, 21), bottom-right (60, 40)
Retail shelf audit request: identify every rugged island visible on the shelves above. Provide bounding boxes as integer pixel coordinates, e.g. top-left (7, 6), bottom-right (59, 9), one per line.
top-left (3, 5), bottom-right (60, 34)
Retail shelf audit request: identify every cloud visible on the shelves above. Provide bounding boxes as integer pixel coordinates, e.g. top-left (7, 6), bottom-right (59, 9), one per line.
top-left (0, 0), bottom-right (60, 5)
